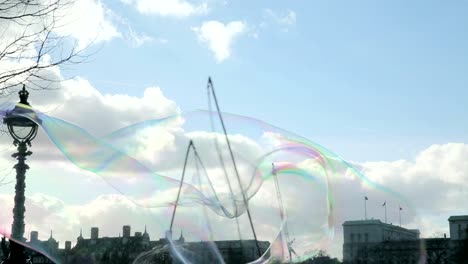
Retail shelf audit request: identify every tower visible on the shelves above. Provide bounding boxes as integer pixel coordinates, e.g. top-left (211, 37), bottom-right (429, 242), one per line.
top-left (179, 230), bottom-right (185, 243)
top-left (77, 228), bottom-right (83, 243)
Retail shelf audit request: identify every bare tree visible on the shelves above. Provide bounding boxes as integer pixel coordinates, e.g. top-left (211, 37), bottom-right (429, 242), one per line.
top-left (299, 250), bottom-right (341, 264)
top-left (450, 236), bottom-right (468, 264)
top-left (0, 0), bottom-right (85, 94)
top-left (425, 238), bottom-right (450, 264)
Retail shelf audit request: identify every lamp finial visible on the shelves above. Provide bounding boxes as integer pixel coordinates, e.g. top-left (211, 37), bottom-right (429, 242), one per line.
top-left (18, 84), bottom-right (30, 105)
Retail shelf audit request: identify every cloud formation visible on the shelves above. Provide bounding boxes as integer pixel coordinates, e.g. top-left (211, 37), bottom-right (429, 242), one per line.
top-left (361, 143), bottom-right (468, 215)
top-left (3, 141), bottom-right (466, 258)
top-left (56, 0), bottom-right (121, 49)
top-left (264, 9), bottom-right (297, 27)
top-left (122, 0), bottom-right (208, 17)
top-left (192, 20), bottom-right (246, 62)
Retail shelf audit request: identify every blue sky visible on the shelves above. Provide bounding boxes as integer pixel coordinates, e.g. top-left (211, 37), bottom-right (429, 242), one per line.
top-left (64, 0), bottom-right (468, 163)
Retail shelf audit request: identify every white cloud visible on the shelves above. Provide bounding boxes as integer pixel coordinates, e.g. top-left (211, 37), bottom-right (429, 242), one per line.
top-left (129, 31), bottom-right (155, 47)
top-left (248, 9), bottom-right (296, 40)
top-left (264, 9), bottom-right (296, 26)
top-left (360, 143), bottom-right (468, 215)
top-left (112, 12), bottom-right (168, 48)
top-left (0, 193), bottom-right (162, 243)
top-left (29, 77), bottom-right (179, 136)
top-left (122, 0), bottom-right (208, 17)
top-left (192, 20), bottom-right (246, 62)
top-left (55, 0), bottom-right (121, 49)
top-left (362, 143), bottom-right (468, 187)
top-left (125, 28), bottom-right (168, 47)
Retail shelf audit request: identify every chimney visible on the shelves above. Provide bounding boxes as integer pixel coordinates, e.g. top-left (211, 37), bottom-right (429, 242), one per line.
top-left (444, 233), bottom-right (447, 239)
top-left (123, 225), bottom-right (131, 238)
top-left (65, 241), bottom-right (72, 250)
top-left (91, 227), bottom-right (99, 240)
top-left (30, 231), bottom-right (38, 242)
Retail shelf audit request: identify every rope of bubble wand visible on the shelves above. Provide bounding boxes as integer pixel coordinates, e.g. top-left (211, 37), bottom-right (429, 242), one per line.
top-left (207, 78), bottom-right (243, 242)
top-left (207, 77), bottom-right (262, 258)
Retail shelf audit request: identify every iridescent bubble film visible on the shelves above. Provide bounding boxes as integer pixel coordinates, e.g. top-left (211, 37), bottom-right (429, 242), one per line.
top-left (0, 103), bottom-right (421, 263)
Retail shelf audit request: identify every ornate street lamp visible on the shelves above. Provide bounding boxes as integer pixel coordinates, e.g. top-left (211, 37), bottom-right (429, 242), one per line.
top-left (2, 85), bottom-right (39, 263)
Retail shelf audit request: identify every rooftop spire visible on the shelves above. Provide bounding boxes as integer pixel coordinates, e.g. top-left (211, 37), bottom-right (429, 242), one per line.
top-left (76, 228), bottom-right (84, 242)
top-left (179, 229), bottom-right (185, 243)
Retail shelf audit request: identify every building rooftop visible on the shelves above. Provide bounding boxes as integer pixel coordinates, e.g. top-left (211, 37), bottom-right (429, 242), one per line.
top-left (448, 215), bottom-right (468, 221)
top-left (342, 219), bottom-right (420, 234)
top-left (343, 219), bottom-right (383, 226)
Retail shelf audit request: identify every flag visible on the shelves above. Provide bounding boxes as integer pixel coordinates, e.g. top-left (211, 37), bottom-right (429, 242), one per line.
top-left (365, 196), bottom-right (368, 200)
top-left (382, 201), bottom-right (386, 206)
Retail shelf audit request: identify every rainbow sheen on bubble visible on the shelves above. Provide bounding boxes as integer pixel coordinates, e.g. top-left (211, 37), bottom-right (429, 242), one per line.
top-left (0, 104), bottom-right (421, 263)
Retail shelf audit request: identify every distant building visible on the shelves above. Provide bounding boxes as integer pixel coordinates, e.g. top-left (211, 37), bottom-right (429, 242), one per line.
top-left (342, 219), bottom-right (420, 261)
top-left (448, 215), bottom-right (468, 240)
top-left (64, 225), bottom-right (151, 263)
top-left (14, 225), bottom-right (269, 264)
top-left (342, 215), bottom-right (468, 263)
top-left (28, 231), bottom-right (60, 263)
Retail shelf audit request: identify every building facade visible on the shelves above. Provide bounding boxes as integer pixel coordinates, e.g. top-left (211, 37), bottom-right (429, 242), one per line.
top-left (448, 216), bottom-right (468, 240)
top-left (343, 219), bottom-right (420, 262)
top-left (343, 215), bottom-right (468, 264)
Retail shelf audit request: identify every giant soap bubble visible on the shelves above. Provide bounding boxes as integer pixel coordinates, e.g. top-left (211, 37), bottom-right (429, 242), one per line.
top-left (0, 102), bottom-right (419, 263)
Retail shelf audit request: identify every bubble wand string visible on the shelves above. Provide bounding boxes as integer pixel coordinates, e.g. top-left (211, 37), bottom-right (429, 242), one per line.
top-left (207, 77), bottom-right (261, 257)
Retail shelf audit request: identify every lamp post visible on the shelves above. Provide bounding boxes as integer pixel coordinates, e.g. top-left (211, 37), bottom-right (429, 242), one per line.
top-left (2, 85), bottom-right (38, 263)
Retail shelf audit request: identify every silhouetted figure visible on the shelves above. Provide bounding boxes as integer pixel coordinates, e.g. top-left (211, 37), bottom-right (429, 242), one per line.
top-left (1, 237), bottom-right (8, 260)
top-left (1, 240), bottom-right (31, 264)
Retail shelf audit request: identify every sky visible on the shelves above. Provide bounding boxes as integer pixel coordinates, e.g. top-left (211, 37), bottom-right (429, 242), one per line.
top-left (60, 0), bottom-right (468, 162)
top-left (0, 0), bottom-right (468, 261)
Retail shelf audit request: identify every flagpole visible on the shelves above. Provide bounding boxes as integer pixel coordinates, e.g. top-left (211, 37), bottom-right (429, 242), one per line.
top-left (364, 197), bottom-right (367, 220)
top-left (382, 201), bottom-right (387, 223)
top-left (399, 206), bottom-right (402, 227)
top-left (385, 203), bottom-right (387, 223)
